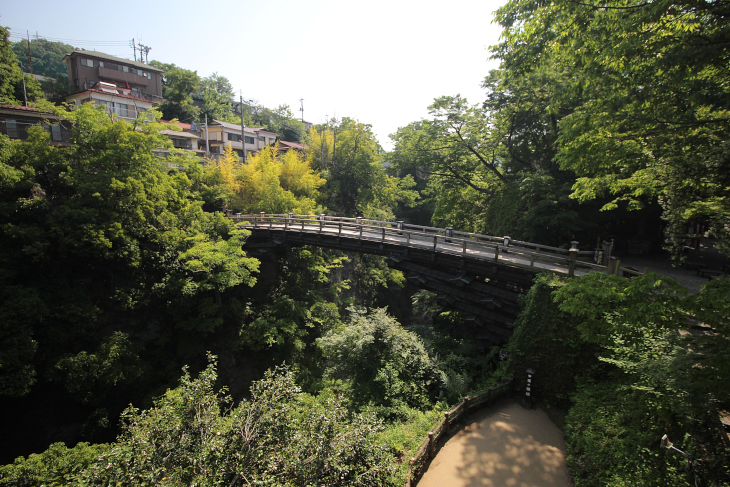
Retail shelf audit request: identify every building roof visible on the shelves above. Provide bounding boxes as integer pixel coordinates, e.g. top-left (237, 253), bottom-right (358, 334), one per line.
top-left (66, 89), bottom-right (158, 105)
top-left (277, 140), bottom-right (306, 151)
top-left (248, 126), bottom-right (278, 136)
top-left (0, 104), bottom-right (52, 114)
top-left (62, 50), bottom-right (164, 73)
top-left (160, 120), bottom-right (192, 130)
top-left (159, 129), bottom-right (200, 139)
top-left (210, 119), bottom-right (261, 134)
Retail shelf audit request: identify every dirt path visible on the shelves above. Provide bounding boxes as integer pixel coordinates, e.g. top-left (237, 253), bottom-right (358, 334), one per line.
top-left (417, 399), bottom-right (572, 487)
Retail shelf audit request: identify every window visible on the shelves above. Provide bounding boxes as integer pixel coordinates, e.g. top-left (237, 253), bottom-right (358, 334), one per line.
top-left (6, 119), bottom-right (18, 138)
top-left (80, 58), bottom-right (94, 67)
top-left (99, 61), bottom-right (104, 67)
top-left (88, 80), bottom-right (96, 88)
top-left (258, 136), bottom-right (265, 141)
top-left (228, 133), bottom-right (242, 142)
top-left (51, 124), bottom-right (62, 141)
top-left (245, 136), bottom-right (255, 145)
top-left (269, 137), bottom-right (276, 145)
top-left (123, 65), bottom-right (129, 73)
top-left (145, 72), bottom-right (151, 79)
top-left (172, 138), bottom-right (190, 149)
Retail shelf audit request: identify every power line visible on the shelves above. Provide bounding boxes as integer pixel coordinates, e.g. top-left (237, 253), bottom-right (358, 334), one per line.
top-left (6, 28), bottom-right (130, 46)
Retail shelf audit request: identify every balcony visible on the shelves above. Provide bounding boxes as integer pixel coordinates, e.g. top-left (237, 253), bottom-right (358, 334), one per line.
top-left (98, 66), bottom-right (149, 86)
top-left (97, 105), bottom-right (139, 120)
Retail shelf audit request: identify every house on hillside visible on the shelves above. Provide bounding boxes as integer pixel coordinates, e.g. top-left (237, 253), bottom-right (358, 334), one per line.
top-left (155, 120), bottom-right (206, 160)
top-left (205, 120), bottom-right (278, 162)
top-left (62, 51), bottom-right (164, 120)
top-left (276, 139), bottom-right (306, 152)
top-left (0, 104), bottom-right (72, 145)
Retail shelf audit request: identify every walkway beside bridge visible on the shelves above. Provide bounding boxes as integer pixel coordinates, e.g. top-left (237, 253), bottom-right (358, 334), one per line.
top-left (417, 398), bottom-right (571, 487)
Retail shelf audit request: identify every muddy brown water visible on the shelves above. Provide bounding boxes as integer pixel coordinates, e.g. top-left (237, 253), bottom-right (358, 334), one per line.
top-left (417, 399), bottom-right (572, 487)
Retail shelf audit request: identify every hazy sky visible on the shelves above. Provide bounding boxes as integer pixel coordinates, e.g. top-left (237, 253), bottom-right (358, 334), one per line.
top-left (2, 0), bottom-right (507, 149)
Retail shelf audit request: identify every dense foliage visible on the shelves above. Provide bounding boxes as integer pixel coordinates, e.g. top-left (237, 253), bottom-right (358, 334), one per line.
top-left (391, 0), bottom-right (729, 256)
top-left (308, 118), bottom-right (418, 219)
top-left (507, 273), bottom-right (730, 486)
top-left (0, 27), bottom-right (44, 106)
top-left (3, 2), bottom-right (730, 485)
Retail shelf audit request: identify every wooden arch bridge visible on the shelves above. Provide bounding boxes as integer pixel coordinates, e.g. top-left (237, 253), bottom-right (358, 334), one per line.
top-left (228, 213), bottom-right (640, 346)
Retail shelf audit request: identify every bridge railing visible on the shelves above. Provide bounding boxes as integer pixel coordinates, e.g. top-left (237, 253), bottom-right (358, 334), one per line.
top-left (228, 213), bottom-right (642, 278)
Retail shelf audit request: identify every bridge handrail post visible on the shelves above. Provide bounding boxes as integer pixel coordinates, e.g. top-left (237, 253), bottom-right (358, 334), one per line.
top-left (428, 432), bottom-right (436, 458)
top-left (381, 227), bottom-right (385, 242)
top-left (495, 246), bottom-right (500, 261)
top-left (338, 222), bottom-right (342, 236)
top-left (602, 239), bottom-right (614, 266)
top-left (433, 235), bottom-right (438, 251)
top-left (444, 412), bottom-right (451, 435)
top-left (607, 256), bottom-right (618, 274)
top-left (319, 214), bottom-right (325, 233)
top-left (462, 239), bottom-right (467, 255)
top-left (568, 241), bottom-right (579, 277)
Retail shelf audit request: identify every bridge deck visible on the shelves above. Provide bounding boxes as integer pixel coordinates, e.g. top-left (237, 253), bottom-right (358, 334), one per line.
top-left (228, 213), bottom-right (638, 278)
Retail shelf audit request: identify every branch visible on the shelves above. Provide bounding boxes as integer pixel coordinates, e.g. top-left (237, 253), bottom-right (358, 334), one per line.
top-left (445, 166), bottom-right (496, 197)
top-left (454, 126), bottom-right (509, 184)
top-left (565, 0), bottom-right (652, 10)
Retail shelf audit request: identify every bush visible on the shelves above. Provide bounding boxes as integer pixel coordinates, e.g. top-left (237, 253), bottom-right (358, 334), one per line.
top-left (317, 307), bottom-right (442, 415)
top-left (79, 357), bottom-right (398, 486)
top-left (0, 442), bottom-right (109, 487)
top-left (506, 273), bottom-right (599, 408)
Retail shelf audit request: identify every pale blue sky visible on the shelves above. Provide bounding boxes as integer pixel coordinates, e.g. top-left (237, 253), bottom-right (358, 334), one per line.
top-left (2, 0), bottom-right (506, 149)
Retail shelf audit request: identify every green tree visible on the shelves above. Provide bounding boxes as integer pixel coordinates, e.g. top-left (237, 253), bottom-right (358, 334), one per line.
top-left (81, 359), bottom-right (398, 486)
top-left (149, 61), bottom-right (200, 121)
top-left (317, 307), bottom-right (441, 414)
top-left (310, 119), bottom-right (416, 218)
top-left (551, 272), bottom-right (730, 485)
top-left (198, 72), bottom-right (236, 122)
top-left (493, 0), bottom-right (730, 255)
top-left (0, 103), bottom-right (259, 430)
top-left (0, 27), bottom-right (44, 104)
top-left (11, 37), bottom-right (74, 79)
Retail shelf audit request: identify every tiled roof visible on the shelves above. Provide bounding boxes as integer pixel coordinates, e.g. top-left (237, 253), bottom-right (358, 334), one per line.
top-left (277, 140), bottom-right (306, 150)
top-left (159, 129), bottom-right (200, 139)
top-left (160, 120), bottom-right (192, 130)
top-left (0, 104), bottom-right (51, 114)
top-left (63, 50), bottom-right (164, 72)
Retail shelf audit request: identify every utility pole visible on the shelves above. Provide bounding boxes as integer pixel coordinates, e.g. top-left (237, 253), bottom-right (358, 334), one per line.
top-left (131, 38), bottom-right (136, 62)
top-left (137, 43), bottom-right (151, 64)
top-left (18, 62), bottom-right (28, 106)
top-left (27, 31), bottom-right (33, 74)
top-left (299, 97), bottom-right (304, 123)
top-left (205, 113), bottom-right (210, 159)
top-left (239, 94), bottom-right (247, 163)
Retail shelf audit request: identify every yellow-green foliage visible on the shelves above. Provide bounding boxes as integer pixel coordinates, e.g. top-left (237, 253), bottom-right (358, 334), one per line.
top-left (206, 144), bottom-right (324, 214)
